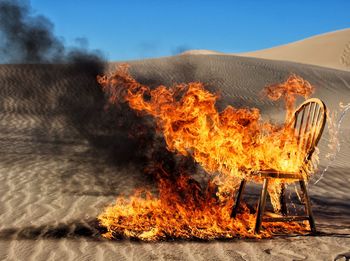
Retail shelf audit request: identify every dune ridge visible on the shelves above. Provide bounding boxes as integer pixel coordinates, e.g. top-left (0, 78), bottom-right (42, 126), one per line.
top-left (182, 29), bottom-right (350, 72)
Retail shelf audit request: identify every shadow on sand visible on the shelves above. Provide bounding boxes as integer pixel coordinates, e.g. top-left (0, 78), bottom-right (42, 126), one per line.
top-left (0, 219), bottom-right (104, 241)
top-left (0, 193), bottom-right (349, 242)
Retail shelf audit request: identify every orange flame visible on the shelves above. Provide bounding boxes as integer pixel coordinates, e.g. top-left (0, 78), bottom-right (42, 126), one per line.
top-left (99, 173), bottom-right (308, 240)
top-left (263, 74), bottom-right (315, 120)
top-left (96, 65), bottom-right (314, 240)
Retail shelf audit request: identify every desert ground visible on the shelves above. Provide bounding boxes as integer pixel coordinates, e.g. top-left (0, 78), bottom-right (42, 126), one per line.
top-left (0, 30), bottom-right (350, 260)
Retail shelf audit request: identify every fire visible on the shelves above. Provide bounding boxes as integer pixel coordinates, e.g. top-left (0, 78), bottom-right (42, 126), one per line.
top-left (98, 174), bottom-right (307, 240)
top-left (263, 74), bottom-right (314, 120)
top-left (96, 65), bottom-right (315, 240)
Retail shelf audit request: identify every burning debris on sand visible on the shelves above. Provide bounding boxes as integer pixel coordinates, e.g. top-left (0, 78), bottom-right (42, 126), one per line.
top-left (96, 65), bottom-right (316, 240)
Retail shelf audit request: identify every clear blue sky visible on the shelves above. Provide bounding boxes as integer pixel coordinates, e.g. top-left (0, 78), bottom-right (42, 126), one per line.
top-left (30, 0), bottom-right (350, 61)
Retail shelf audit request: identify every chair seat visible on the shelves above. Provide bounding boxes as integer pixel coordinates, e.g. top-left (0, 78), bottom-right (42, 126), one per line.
top-left (262, 211), bottom-right (309, 222)
top-left (230, 98), bottom-right (325, 234)
top-left (256, 169), bottom-right (302, 179)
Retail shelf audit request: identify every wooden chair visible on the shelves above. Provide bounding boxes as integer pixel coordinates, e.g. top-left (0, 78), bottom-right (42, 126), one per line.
top-left (231, 98), bottom-right (327, 234)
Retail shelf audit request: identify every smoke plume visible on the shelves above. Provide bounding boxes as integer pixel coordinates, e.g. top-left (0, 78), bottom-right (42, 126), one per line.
top-left (0, 0), bottom-right (191, 189)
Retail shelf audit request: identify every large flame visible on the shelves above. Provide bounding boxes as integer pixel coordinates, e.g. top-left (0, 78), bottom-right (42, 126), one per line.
top-left (96, 65), bottom-right (315, 240)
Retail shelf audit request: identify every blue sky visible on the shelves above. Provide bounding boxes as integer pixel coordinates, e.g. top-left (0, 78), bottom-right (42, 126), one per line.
top-left (30, 0), bottom-right (350, 61)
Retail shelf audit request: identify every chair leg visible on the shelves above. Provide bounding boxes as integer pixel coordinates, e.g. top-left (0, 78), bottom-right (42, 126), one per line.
top-left (254, 178), bottom-right (269, 234)
top-left (299, 180), bottom-right (316, 233)
top-left (280, 183), bottom-right (287, 216)
top-left (231, 179), bottom-right (246, 218)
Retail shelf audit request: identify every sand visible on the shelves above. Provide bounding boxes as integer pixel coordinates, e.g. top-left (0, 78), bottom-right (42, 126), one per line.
top-left (240, 29), bottom-right (350, 72)
top-left (184, 28), bottom-right (350, 72)
top-left (0, 35), bottom-right (350, 260)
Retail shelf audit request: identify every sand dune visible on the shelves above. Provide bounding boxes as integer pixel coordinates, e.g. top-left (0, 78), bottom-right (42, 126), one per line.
top-left (241, 29), bottom-right (350, 71)
top-left (0, 55), bottom-right (349, 260)
top-left (183, 29), bottom-right (350, 71)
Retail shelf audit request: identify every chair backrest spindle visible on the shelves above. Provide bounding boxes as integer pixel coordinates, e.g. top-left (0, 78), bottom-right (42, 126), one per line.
top-left (290, 98), bottom-right (327, 163)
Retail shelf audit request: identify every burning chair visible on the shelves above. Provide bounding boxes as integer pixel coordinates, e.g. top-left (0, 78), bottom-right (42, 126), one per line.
top-left (231, 98), bottom-right (327, 234)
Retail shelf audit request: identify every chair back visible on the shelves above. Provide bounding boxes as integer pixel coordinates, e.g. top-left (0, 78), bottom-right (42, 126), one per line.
top-left (291, 98), bottom-right (327, 163)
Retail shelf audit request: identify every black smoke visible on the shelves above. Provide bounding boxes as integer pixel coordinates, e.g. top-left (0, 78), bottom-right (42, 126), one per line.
top-left (0, 0), bottom-right (196, 191)
top-left (0, 0), bottom-right (144, 171)
top-left (171, 44), bottom-right (191, 55)
top-left (0, 0), bottom-right (64, 63)
top-left (0, 0), bottom-right (106, 140)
